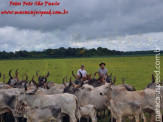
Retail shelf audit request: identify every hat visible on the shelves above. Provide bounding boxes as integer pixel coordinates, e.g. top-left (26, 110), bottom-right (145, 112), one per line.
top-left (99, 62), bottom-right (105, 66)
top-left (81, 65), bottom-right (85, 67)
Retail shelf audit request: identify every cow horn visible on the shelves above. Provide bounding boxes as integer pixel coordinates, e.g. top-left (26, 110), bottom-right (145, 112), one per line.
top-left (9, 70), bottom-right (13, 79)
top-left (111, 77), bottom-right (116, 85)
top-left (75, 81), bottom-right (84, 89)
top-left (152, 74), bottom-right (155, 83)
top-left (45, 71), bottom-right (50, 78)
top-left (93, 72), bottom-right (99, 78)
top-left (24, 82), bottom-right (28, 91)
top-left (36, 71), bottom-right (40, 78)
top-left (63, 77), bottom-right (68, 87)
top-left (69, 77), bottom-right (75, 87)
top-left (31, 79), bottom-right (39, 93)
top-left (3, 74), bottom-right (5, 83)
top-left (29, 76), bottom-right (34, 86)
top-left (24, 74), bottom-right (28, 81)
top-left (79, 71), bottom-right (82, 79)
top-left (15, 69), bottom-right (18, 78)
top-left (72, 71), bottom-right (77, 79)
top-left (32, 78), bottom-right (38, 86)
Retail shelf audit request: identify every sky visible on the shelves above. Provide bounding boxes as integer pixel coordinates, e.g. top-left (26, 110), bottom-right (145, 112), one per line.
top-left (0, 0), bottom-right (163, 52)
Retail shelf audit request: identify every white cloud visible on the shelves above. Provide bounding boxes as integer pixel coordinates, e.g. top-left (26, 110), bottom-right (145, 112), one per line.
top-left (0, 26), bottom-right (162, 52)
top-left (71, 32), bottom-right (163, 51)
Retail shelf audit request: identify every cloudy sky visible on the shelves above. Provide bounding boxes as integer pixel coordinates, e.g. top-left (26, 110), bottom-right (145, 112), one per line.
top-left (0, 0), bottom-right (163, 52)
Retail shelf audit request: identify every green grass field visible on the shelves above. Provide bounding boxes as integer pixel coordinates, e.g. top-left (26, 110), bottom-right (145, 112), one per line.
top-left (0, 55), bottom-right (162, 90)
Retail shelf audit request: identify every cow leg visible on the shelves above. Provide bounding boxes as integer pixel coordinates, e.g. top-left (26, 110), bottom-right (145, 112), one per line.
top-left (99, 111), bottom-right (102, 117)
top-left (117, 117), bottom-right (122, 122)
top-left (85, 118), bottom-right (88, 122)
top-left (108, 110), bottom-right (112, 122)
top-left (103, 110), bottom-right (105, 117)
top-left (108, 110), bottom-right (111, 116)
top-left (160, 114), bottom-right (162, 122)
top-left (135, 114), bottom-right (139, 122)
top-left (122, 116), bottom-right (125, 122)
top-left (69, 114), bottom-right (77, 122)
top-left (57, 118), bottom-right (62, 122)
top-left (111, 114), bottom-right (113, 122)
top-left (141, 113), bottom-right (147, 122)
top-left (149, 111), bottom-right (155, 122)
top-left (14, 117), bottom-right (19, 122)
top-left (91, 115), bottom-right (97, 122)
top-left (112, 117), bottom-right (116, 122)
top-left (96, 112), bottom-right (101, 120)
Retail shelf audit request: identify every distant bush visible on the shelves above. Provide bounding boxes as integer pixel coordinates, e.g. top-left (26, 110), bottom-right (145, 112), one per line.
top-left (0, 47), bottom-right (161, 59)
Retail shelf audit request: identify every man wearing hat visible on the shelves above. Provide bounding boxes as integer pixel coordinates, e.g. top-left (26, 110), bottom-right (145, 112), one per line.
top-left (98, 62), bottom-right (108, 80)
top-left (77, 65), bottom-right (87, 79)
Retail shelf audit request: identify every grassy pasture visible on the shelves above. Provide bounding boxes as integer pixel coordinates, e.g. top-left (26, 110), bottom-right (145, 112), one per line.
top-left (0, 55), bottom-right (162, 90)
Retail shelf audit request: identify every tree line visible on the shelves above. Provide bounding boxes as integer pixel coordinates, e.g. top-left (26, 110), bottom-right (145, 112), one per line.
top-left (0, 47), bottom-right (161, 59)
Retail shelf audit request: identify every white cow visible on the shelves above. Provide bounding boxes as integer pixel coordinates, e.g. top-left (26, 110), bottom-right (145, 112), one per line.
top-left (106, 99), bottom-right (146, 122)
top-left (77, 104), bottom-right (97, 122)
top-left (16, 104), bottom-right (62, 122)
top-left (18, 83), bottom-right (79, 122)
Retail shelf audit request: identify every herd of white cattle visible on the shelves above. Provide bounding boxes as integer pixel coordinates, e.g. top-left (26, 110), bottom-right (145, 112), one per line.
top-left (0, 70), bottom-right (163, 122)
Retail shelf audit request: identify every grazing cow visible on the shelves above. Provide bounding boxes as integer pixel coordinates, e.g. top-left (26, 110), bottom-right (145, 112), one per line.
top-left (78, 104), bottom-right (97, 122)
top-left (18, 82), bottom-right (79, 122)
top-left (106, 99), bottom-right (146, 122)
top-left (16, 104), bottom-right (62, 122)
